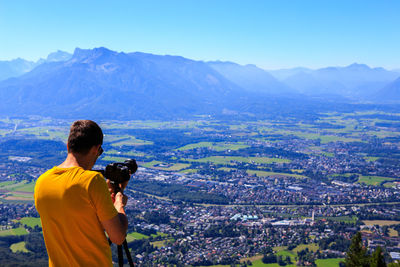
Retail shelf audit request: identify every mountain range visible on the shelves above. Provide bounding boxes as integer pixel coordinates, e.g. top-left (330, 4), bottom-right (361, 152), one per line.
top-left (0, 47), bottom-right (399, 119)
top-left (270, 64), bottom-right (400, 99)
top-left (0, 51), bottom-right (72, 81)
top-left (0, 48), bottom-right (244, 119)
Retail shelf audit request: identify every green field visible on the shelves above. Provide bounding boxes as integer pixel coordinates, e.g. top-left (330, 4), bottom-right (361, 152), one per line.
top-left (125, 231), bottom-right (167, 243)
top-left (264, 130), bottom-right (362, 144)
top-left (108, 135), bottom-right (153, 146)
top-left (179, 168), bottom-right (198, 174)
top-left (0, 181), bottom-right (17, 187)
top-left (187, 156), bottom-right (291, 165)
top-left (126, 232), bottom-right (149, 242)
top-left (0, 180), bottom-right (35, 200)
top-left (276, 249), bottom-right (296, 261)
top-left (333, 173), bottom-right (399, 187)
top-left (160, 163), bottom-right (191, 171)
top-left (101, 120), bottom-right (209, 130)
top-left (0, 181), bottom-right (25, 190)
top-left (242, 246), bottom-right (342, 267)
top-left (151, 240), bottom-right (166, 248)
top-left (8, 193), bottom-right (33, 199)
top-left (141, 160), bottom-right (162, 168)
top-left (0, 129), bottom-right (13, 136)
top-left (105, 149), bottom-right (146, 157)
top-left (14, 126), bottom-right (69, 142)
top-left (248, 249), bottom-right (296, 267)
top-left (19, 217), bottom-right (42, 228)
top-left (151, 232), bottom-right (168, 238)
top-left (292, 243), bottom-right (319, 253)
top-left (317, 216), bottom-right (358, 223)
top-left (247, 170), bottom-right (306, 179)
top-left (0, 227), bottom-right (28, 236)
top-left (101, 155), bottom-right (136, 162)
top-left (213, 256), bottom-right (343, 267)
top-left (357, 175), bottom-right (397, 186)
top-left (13, 182), bottom-right (36, 192)
top-left (10, 241), bottom-right (30, 253)
top-left (140, 161), bottom-right (191, 171)
top-left (176, 141), bottom-right (249, 152)
top-left (218, 167), bottom-right (237, 172)
top-left (389, 228), bottom-right (399, 237)
top-left (2, 180), bottom-right (36, 193)
top-left (251, 259), bottom-right (296, 267)
top-left (362, 220), bottom-right (400, 226)
top-left (383, 182), bottom-right (397, 188)
top-left (364, 156), bottom-right (380, 162)
top-left (315, 258), bottom-right (344, 267)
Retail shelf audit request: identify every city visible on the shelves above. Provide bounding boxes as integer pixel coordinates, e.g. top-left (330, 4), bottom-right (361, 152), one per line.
top-left (1, 112), bottom-right (400, 266)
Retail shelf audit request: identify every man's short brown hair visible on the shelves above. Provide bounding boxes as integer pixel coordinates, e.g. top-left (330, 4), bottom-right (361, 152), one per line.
top-left (67, 120), bottom-right (103, 154)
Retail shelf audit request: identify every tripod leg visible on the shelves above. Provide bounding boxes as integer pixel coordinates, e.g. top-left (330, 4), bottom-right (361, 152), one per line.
top-left (118, 245), bottom-right (124, 267)
top-left (123, 240), bottom-right (134, 267)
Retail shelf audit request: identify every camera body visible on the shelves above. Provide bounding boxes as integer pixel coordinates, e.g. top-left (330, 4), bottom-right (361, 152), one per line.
top-left (103, 159), bottom-right (138, 184)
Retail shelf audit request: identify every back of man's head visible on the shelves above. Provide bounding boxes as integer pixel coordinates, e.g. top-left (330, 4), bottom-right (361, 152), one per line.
top-left (67, 120), bottom-right (103, 154)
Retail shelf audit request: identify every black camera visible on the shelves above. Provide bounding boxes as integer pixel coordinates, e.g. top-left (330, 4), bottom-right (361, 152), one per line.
top-left (104, 159), bottom-right (138, 184)
top-left (102, 159), bottom-right (138, 184)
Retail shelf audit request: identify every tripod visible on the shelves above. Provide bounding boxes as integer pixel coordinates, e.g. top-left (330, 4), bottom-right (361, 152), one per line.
top-left (109, 183), bottom-right (134, 267)
top-left (108, 238), bottom-right (134, 267)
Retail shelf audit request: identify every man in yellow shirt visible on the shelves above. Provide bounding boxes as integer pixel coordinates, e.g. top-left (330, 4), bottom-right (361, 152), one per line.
top-left (35, 120), bottom-right (128, 266)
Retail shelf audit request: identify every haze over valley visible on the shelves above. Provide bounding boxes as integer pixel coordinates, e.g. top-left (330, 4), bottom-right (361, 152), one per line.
top-left (1, 48), bottom-right (400, 121)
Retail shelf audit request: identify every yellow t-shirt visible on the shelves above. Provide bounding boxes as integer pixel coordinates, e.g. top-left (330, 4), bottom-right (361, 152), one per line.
top-left (34, 166), bottom-right (118, 267)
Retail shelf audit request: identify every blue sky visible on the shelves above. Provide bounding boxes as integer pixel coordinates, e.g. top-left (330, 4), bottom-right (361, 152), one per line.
top-left (1, 0), bottom-right (399, 69)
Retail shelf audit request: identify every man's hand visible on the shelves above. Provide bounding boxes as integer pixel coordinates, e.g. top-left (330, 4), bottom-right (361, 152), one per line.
top-left (113, 192), bottom-right (128, 214)
top-left (106, 179), bottom-right (129, 203)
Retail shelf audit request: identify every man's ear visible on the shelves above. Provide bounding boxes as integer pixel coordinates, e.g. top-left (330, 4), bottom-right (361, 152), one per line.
top-left (90, 145), bottom-right (100, 155)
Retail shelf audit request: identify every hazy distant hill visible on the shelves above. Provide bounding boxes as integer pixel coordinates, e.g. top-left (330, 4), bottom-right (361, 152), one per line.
top-left (269, 67), bottom-right (313, 81)
top-left (0, 47), bottom-right (243, 119)
top-left (274, 63), bottom-right (400, 99)
top-left (374, 77), bottom-right (400, 103)
top-left (0, 51), bottom-right (72, 81)
top-left (207, 61), bottom-right (296, 95)
top-left (0, 58), bottom-right (37, 81)
top-left (45, 50), bottom-right (72, 62)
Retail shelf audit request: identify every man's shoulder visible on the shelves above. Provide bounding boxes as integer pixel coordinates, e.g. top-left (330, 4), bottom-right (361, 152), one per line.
top-left (84, 170), bottom-right (106, 191)
top-left (83, 169), bottom-right (104, 180)
top-left (37, 166), bottom-right (59, 181)
top-left (38, 167), bottom-right (103, 185)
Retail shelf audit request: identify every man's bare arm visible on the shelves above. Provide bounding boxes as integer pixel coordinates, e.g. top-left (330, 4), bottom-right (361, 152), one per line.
top-left (101, 192), bottom-right (128, 245)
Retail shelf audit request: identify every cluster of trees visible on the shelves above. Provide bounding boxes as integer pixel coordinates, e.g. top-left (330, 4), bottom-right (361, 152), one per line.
top-left (260, 231), bottom-right (400, 267)
top-left (123, 239), bottom-right (155, 265)
top-left (333, 174), bottom-right (360, 183)
top-left (0, 233), bottom-right (47, 267)
top-left (0, 138), bottom-right (66, 168)
top-left (297, 248), bottom-right (316, 266)
top-left (129, 180), bottom-right (229, 204)
top-left (262, 253), bottom-right (292, 266)
top-left (204, 224), bottom-right (240, 238)
top-left (358, 205), bottom-right (400, 221)
top-left (261, 247), bottom-right (292, 266)
top-left (143, 210), bottom-right (170, 224)
top-left (318, 235), bottom-right (352, 252)
top-left (345, 232), bottom-right (399, 267)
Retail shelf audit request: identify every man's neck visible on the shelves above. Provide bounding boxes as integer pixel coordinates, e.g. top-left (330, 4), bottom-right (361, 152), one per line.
top-left (59, 153), bottom-right (93, 170)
